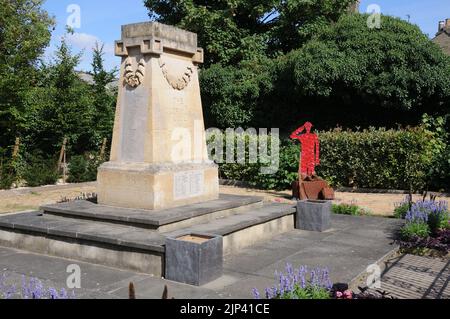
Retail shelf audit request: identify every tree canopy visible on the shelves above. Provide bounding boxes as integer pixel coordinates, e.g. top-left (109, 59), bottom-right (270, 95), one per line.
top-left (144, 0), bottom-right (356, 66)
top-left (21, 38), bottom-right (96, 155)
top-left (200, 14), bottom-right (450, 131)
top-left (0, 0), bottom-right (54, 146)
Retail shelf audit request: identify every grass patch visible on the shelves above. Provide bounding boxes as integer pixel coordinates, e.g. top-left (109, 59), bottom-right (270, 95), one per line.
top-left (332, 203), bottom-right (371, 216)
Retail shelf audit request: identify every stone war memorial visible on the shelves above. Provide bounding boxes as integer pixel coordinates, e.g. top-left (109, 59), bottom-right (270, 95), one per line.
top-left (98, 22), bottom-right (219, 210)
top-left (0, 22), bottom-right (297, 285)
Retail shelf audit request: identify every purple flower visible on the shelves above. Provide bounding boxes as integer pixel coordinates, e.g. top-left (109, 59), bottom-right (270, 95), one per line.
top-left (264, 288), bottom-right (272, 299)
top-left (21, 275), bottom-right (30, 299)
top-left (252, 288), bottom-right (261, 299)
top-left (405, 200), bottom-right (449, 226)
top-left (59, 288), bottom-right (68, 299)
top-left (286, 263), bottom-right (294, 279)
top-left (49, 288), bottom-right (59, 299)
top-left (5, 284), bottom-right (16, 299)
top-left (255, 264), bottom-right (334, 299)
top-left (4, 273), bottom-right (76, 299)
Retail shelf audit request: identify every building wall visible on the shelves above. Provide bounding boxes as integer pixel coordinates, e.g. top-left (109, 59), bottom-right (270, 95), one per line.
top-left (348, 0), bottom-right (360, 13)
top-left (433, 32), bottom-right (450, 56)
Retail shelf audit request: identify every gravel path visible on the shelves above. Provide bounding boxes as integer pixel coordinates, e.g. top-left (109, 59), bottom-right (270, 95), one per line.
top-left (0, 183), bottom-right (448, 216)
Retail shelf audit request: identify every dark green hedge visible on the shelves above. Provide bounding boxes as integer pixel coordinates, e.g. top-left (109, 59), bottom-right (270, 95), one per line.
top-left (214, 126), bottom-right (449, 192)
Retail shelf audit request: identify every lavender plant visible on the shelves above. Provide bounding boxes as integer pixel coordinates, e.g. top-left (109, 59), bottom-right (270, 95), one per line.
top-left (424, 201), bottom-right (449, 234)
top-left (253, 264), bottom-right (333, 300)
top-left (0, 273), bottom-right (16, 299)
top-left (394, 195), bottom-right (412, 219)
top-left (405, 202), bottom-right (430, 224)
top-left (0, 273), bottom-right (75, 299)
top-left (405, 200), bottom-right (448, 233)
top-left (400, 199), bottom-right (449, 249)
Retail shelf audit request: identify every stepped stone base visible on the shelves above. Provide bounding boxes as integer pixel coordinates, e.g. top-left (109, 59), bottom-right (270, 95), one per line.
top-left (0, 195), bottom-right (296, 276)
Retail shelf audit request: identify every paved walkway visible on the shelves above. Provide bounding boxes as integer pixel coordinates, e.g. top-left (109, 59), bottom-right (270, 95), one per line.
top-left (374, 254), bottom-right (450, 299)
top-left (0, 214), bottom-right (403, 299)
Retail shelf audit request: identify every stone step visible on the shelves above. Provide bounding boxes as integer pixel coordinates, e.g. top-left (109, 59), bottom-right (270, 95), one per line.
top-left (41, 194), bottom-right (264, 232)
top-left (164, 203), bottom-right (296, 237)
top-left (0, 201), bottom-right (296, 275)
top-left (0, 212), bottom-right (166, 253)
top-left (164, 202), bottom-right (296, 255)
top-left (0, 211), bottom-right (166, 275)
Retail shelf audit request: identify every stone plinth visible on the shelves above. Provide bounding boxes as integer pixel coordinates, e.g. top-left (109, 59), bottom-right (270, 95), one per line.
top-left (97, 22), bottom-right (219, 210)
top-left (165, 233), bottom-right (223, 286)
top-left (296, 200), bottom-right (331, 232)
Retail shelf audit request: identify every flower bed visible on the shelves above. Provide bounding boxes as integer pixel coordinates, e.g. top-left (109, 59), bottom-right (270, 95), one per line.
top-left (397, 199), bottom-right (449, 257)
top-left (252, 264), bottom-right (394, 300)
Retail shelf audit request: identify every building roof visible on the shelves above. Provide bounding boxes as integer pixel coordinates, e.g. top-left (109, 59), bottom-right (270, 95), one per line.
top-left (433, 19), bottom-right (450, 56)
top-left (77, 71), bottom-right (119, 90)
top-left (433, 33), bottom-right (450, 56)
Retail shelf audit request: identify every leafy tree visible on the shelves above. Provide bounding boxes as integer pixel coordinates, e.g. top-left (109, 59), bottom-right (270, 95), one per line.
top-left (201, 60), bottom-right (273, 128)
top-left (0, 0), bottom-right (54, 149)
top-left (274, 14), bottom-right (450, 129)
top-left (201, 14), bottom-right (450, 131)
top-left (22, 36), bottom-right (96, 155)
top-left (90, 43), bottom-right (118, 146)
top-left (144, 0), bottom-right (357, 66)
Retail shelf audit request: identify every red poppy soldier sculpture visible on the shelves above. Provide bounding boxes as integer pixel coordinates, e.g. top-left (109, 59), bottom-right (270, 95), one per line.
top-left (290, 122), bottom-right (335, 200)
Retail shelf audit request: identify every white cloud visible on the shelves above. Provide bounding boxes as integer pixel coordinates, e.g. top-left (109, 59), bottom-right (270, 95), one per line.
top-left (65, 32), bottom-right (114, 54)
top-left (46, 32), bottom-right (118, 72)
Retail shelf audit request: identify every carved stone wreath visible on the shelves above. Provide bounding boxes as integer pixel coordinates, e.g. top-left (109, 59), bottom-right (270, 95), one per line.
top-left (159, 57), bottom-right (194, 91)
top-left (124, 57), bottom-right (146, 88)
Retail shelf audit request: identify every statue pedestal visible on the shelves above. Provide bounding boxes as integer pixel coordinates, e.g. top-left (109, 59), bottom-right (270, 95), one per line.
top-left (97, 22), bottom-right (219, 210)
top-left (98, 162), bottom-right (219, 210)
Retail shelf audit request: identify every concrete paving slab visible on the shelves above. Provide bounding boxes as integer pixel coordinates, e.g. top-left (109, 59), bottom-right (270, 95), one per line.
top-left (100, 274), bottom-right (162, 294)
top-left (0, 214), bottom-right (405, 299)
top-left (330, 214), bottom-right (387, 230)
top-left (321, 229), bottom-right (395, 249)
top-left (110, 277), bottom-right (213, 299)
top-left (0, 250), bottom-right (138, 290)
top-left (0, 247), bottom-right (19, 259)
top-left (202, 274), bottom-right (276, 299)
top-left (254, 242), bottom-right (380, 284)
top-left (223, 244), bottom-right (308, 275)
top-left (200, 271), bottom-right (249, 291)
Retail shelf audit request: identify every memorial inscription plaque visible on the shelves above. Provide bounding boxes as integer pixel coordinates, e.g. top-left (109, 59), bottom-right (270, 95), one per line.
top-left (174, 170), bottom-right (205, 200)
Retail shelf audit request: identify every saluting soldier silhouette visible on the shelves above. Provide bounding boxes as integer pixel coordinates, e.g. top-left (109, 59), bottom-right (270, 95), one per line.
top-left (290, 122), bottom-right (320, 178)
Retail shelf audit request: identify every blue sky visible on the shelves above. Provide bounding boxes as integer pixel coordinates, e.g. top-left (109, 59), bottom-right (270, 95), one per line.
top-left (42, 0), bottom-right (450, 72)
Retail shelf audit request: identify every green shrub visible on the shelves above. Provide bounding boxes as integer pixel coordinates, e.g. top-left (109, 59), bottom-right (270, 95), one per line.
top-left (281, 286), bottom-right (332, 300)
top-left (67, 155), bottom-right (103, 183)
top-left (332, 204), bottom-right (370, 216)
top-left (427, 209), bottom-right (449, 235)
top-left (394, 202), bottom-right (411, 219)
top-left (405, 200), bottom-right (448, 235)
top-left (0, 162), bottom-right (15, 190)
top-left (0, 152), bottom-right (13, 189)
top-left (421, 115), bottom-right (450, 192)
top-left (67, 156), bottom-right (88, 183)
top-left (23, 155), bottom-right (59, 187)
top-left (214, 126), bottom-right (443, 191)
top-left (400, 222), bottom-right (430, 241)
top-left (86, 156), bottom-right (101, 181)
